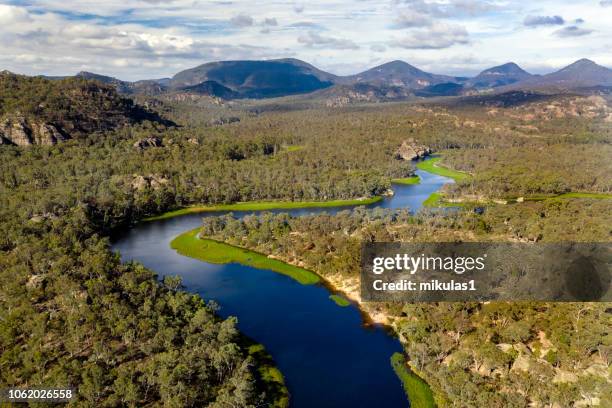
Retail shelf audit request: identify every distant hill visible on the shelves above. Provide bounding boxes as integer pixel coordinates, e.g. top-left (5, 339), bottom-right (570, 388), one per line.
top-left (170, 59), bottom-right (336, 98)
top-left (503, 59), bottom-right (612, 91)
top-left (37, 57), bottom-right (612, 102)
top-left (0, 72), bottom-right (169, 146)
top-left (465, 63), bottom-right (533, 89)
top-left (339, 60), bottom-right (462, 89)
top-left (414, 82), bottom-right (464, 97)
top-left (179, 80), bottom-right (240, 99)
top-left (76, 72), bottom-right (168, 96)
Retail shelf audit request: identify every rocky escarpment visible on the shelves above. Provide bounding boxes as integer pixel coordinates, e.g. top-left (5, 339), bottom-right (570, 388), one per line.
top-left (0, 116), bottom-right (68, 146)
top-left (0, 71), bottom-right (172, 147)
top-left (395, 138), bottom-right (432, 161)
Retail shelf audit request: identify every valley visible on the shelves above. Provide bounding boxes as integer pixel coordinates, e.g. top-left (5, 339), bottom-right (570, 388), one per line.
top-left (1, 57), bottom-right (611, 407)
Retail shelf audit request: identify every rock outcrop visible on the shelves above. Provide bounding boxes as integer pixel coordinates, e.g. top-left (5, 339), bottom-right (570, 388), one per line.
top-left (395, 138), bottom-right (432, 161)
top-left (0, 116), bottom-right (68, 146)
top-left (133, 137), bottom-right (163, 150)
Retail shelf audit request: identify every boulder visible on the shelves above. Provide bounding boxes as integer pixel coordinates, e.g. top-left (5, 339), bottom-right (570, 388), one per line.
top-left (511, 354), bottom-right (533, 372)
top-left (395, 138), bottom-right (432, 161)
top-left (133, 136), bottom-right (163, 150)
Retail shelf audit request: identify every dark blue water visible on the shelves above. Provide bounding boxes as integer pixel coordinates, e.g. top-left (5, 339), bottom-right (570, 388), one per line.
top-left (112, 167), bottom-right (452, 407)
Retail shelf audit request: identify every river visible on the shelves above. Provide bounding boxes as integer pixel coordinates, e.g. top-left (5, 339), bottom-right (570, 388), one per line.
top-left (112, 165), bottom-right (453, 407)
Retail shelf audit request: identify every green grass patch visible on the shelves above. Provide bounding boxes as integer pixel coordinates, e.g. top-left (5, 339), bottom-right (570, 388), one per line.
top-left (284, 145), bottom-right (304, 152)
top-left (523, 192), bottom-right (612, 202)
top-left (391, 175), bottom-right (420, 185)
top-left (416, 157), bottom-right (470, 182)
top-left (391, 353), bottom-right (436, 408)
top-left (556, 192), bottom-right (612, 199)
top-left (422, 192), bottom-right (467, 208)
top-left (246, 343), bottom-right (289, 408)
top-left (170, 229), bottom-right (320, 285)
top-left (145, 197), bottom-right (383, 221)
top-left (329, 294), bottom-right (351, 307)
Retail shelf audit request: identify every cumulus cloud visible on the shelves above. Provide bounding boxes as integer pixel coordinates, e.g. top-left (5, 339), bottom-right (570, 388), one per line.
top-left (523, 15), bottom-right (565, 27)
top-left (229, 14), bottom-right (254, 27)
top-left (393, 11), bottom-right (432, 28)
top-left (0, 4), bottom-right (32, 24)
top-left (394, 0), bottom-right (497, 18)
top-left (263, 17), bottom-right (278, 26)
top-left (554, 26), bottom-right (593, 37)
top-left (297, 31), bottom-right (359, 49)
top-left (391, 23), bottom-right (469, 49)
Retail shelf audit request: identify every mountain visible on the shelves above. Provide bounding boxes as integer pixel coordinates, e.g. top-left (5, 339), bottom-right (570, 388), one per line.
top-left (76, 72), bottom-right (168, 96)
top-left (0, 71), bottom-right (169, 146)
top-left (170, 59), bottom-right (336, 98)
top-left (465, 62), bottom-right (533, 89)
top-left (504, 59), bottom-right (612, 91)
top-left (179, 80), bottom-right (240, 99)
top-left (339, 60), bottom-right (463, 89)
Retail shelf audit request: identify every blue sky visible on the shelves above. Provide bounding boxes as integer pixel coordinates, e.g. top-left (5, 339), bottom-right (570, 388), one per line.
top-left (0, 0), bottom-right (610, 80)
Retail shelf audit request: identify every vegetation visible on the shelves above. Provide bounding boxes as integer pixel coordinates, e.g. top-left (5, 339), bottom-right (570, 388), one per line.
top-left (170, 229), bottom-right (320, 285)
top-left (329, 294), bottom-right (351, 307)
top-left (145, 197), bottom-right (382, 221)
top-left (246, 344), bottom-right (289, 408)
top-left (391, 353), bottom-right (436, 408)
top-left (416, 157), bottom-right (470, 182)
top-left (0, 72), bottom-right (166, 136)
top-left (391, 175), bottom-right (420, 185)
top-left (1, 77), bottom-right (610, 406)
top-left (197, 201), bottom-right (611, 407)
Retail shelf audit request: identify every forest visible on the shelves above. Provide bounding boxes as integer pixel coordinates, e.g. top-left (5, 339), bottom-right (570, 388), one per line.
top-left (1, 75), bottom-right (610, 406)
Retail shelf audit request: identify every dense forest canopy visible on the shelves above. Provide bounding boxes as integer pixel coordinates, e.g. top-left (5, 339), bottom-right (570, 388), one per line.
top-left (0, 77), bottom-right (610, 406)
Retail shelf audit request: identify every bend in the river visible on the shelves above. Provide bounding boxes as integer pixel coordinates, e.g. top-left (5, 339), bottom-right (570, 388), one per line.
top-left (112, 164), bottom-right (454, 408)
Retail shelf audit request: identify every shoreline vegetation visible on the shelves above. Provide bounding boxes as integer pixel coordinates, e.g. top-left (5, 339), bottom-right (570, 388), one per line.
top-left (170, 229), bottom-right (320, 285)
top-left (329, 294), bottom-right (351, 307)
top-left (170, 229), bottom-right (438, 406)
top-left (145, 197), bottom-right (383, 222)
top-left (391, 175), bottom-right (420, 185)
top-left (416, 157), bottom-right (470, 182)
top-left (391, 353), bottom-right (436, 408)
top-left (246, 343), bottom-right (290, 408)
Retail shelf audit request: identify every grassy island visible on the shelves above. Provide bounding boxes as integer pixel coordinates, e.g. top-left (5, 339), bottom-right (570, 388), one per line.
top-left (170, 229), bottom-right (320, 285)
top-left (145, 197), bottom-right (383, 221)
top-left (329, 294), bottom-right (351, 307)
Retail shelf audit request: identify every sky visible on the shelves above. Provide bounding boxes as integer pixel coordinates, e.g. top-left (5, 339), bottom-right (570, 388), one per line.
top-left (0, 0), bottom-right (610, 80)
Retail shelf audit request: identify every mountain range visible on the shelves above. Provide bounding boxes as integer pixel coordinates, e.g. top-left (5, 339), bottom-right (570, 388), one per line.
top-left (35, 58), bottom-right (612, 100)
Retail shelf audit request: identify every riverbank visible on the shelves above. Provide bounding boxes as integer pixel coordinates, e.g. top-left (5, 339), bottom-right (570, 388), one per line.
top-left (391, 353), bottom-right (436, 408)
top-left (145, 197), bottom-right (383, 221)
top-left (246, 342), bottom-right (290, 408)
top-left (391, 175), bottom-right (420, 185)
top-left (170, 228), bottom-right (440, 405)
top-left (170, 229), bottom-right (320, 285)
top-left (417, 157), bottom-right (470, 182)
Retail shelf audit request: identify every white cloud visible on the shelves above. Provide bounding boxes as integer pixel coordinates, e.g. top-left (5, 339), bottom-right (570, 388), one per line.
top-left (0, 0), bottom-right (609, 80)
top-left (391, 23), bottom-right (470, 49)
top-left (0, 5), bottom-right (32, 24)
top-left (297, 31), bottom-right (359, 50)
top-left (230, 14), bottom-right (254, 27)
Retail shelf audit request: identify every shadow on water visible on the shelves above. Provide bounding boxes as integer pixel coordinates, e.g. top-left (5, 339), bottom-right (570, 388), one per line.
top-left (112, 165), bottom-right (452, 408)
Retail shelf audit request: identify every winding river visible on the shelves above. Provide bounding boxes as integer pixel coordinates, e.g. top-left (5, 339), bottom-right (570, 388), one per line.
top-left (112, 166), bottom-right (453, 407)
